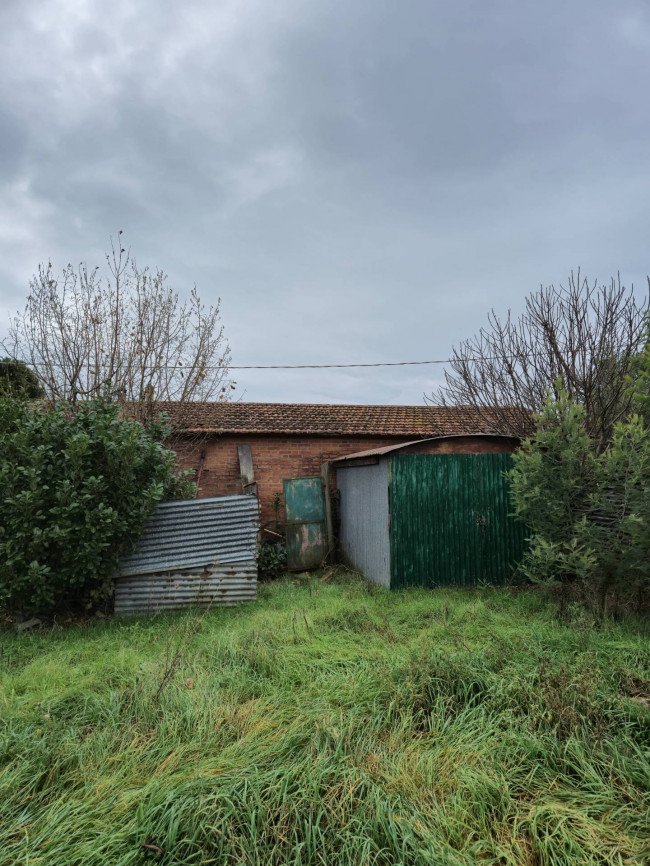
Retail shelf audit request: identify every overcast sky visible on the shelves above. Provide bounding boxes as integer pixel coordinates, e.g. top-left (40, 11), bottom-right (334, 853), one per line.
top-left (1, 0), bottom-right (649, 404)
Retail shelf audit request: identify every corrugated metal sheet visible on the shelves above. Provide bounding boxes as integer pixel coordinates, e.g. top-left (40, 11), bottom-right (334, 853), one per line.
top-left (337, 461), bottom-right (391, 587)
top-left (114, 562), bottom-right (257, 613)
top-left (389, 453), bottom-right (527, 588)
top-left (114, 494), bottom-right (259, 614)
top-left (118, 495), bottom-right (259, 577)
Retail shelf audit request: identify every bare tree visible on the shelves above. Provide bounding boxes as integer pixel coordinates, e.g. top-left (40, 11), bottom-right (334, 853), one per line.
top-left (430, 271), bottom-right (649, 451)
top-left (4, 234), bottom-right (234, 428)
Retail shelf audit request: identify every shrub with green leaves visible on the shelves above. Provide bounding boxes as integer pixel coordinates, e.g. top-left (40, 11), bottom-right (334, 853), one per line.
top-left (587, 414), bottom-right (650, 607)
top-left (0, 358), bottom-right (43, 398)
top-left (509, 385), bottom-right (650, 612)
top-left (629, 319), bottom-right (650, 424)
top-left (257, 542), bottom-right (288, 580)
top-left (0, 398), bottom-right (192, 615)
top-left (508, 390), bottom-right (596, 590)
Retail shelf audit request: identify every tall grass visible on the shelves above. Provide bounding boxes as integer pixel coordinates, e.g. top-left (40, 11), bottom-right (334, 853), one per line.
top-left (1, 574), bottom-right (648, 865)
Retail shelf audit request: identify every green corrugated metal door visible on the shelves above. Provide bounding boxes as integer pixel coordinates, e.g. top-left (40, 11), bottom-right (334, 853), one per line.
top-left (389, 453), bottom-right (526, 588)
top-left (474, 453), bottom-right (527, 584)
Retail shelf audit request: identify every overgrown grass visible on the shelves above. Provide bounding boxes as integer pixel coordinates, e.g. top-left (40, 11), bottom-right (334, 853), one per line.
top-left (1, 572), bottom-right (649, 865)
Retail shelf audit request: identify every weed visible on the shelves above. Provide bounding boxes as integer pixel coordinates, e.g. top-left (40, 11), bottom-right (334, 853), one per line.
top-left (257, 542), bottom-right (288, 580)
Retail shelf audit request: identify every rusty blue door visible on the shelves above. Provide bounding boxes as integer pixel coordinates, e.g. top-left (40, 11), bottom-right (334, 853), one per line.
top-left (284, 476), bottom-right (327, 571)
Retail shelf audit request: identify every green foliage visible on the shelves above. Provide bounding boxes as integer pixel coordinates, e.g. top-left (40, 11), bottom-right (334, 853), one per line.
top-left (0, 398), bottom-right (192, 615)
top-left (0, 358), bottom-right (43, 398)
top-left (510, 392), bottom-right (595, 551)
top-left (629, 316), bottom-right (650, 423)
top-left (256, 542), bottom-right (287, 580)
top-left (510, 385), bottom-right (650, 612)
top-left (0, 580), bottom-right (648, 865)
top-left (586, 415), bottom-right (650, 604)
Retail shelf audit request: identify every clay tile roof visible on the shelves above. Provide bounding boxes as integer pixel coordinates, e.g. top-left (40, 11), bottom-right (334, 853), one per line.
top-left (157, 401), bottom-right (503, 437)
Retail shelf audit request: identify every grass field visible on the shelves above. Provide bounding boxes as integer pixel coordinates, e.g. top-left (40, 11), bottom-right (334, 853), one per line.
top-left (1, 573), bottom-right (649, 865)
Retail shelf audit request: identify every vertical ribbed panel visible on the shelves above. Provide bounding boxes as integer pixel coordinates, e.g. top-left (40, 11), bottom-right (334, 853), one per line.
top-left (337, 461), bottom-right (390, 587)
top-left (475, 454), bottom-right (528, 584)
top-left (390, 453), bottom-right (526, 588)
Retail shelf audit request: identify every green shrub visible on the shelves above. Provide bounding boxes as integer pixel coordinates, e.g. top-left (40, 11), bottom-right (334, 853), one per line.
top-left (509, 385), bottom-right (650, 613)
top-left (629, 316), bottom-right (650, 424)
top-left (0, 358), bottom-right (43, 398)
top-left (0, 398), bottom-right (192, 615)
top-left (256, 542), bottom-right (287, 580)
top-left (585, 414), bottom-right (650, 608)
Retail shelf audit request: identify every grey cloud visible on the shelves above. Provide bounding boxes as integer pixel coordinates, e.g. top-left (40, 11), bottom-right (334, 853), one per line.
top-left (1, 0), bottom-right (649, 403)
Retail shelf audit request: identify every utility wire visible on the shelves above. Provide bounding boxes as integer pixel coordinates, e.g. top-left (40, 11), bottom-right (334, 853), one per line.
top-left (230, 359), bottom-right (450, 369)
top-left (0, 354), bottom-right (588, 371)
top-left (0, 357), bottom-right (459, 371)
top-left (0, 344), bottom-right (637, 373)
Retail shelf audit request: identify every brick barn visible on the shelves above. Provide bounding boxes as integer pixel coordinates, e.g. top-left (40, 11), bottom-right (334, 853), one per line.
top-left (165, 402), bottom-right (514, 530)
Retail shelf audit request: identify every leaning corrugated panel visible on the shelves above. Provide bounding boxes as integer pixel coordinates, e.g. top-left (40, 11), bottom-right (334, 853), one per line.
top-left (114, 495), bottom-right (260, 614)
top-left (114, 562), bottom-right (258, 613)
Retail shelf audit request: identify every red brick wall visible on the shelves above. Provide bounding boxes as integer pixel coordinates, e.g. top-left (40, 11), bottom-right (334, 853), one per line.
top-left (173, 434), bottom-right (413, 527)
top-left (172, 433), bottom-right (518, 529)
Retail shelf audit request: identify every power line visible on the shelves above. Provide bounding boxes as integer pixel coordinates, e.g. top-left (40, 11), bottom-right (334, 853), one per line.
top-left (1, 357), bottom-right (460, 371)
top-left (230, 359), bottom-right (451, 369)
top-left (0, 345), bottom-right (637, 373)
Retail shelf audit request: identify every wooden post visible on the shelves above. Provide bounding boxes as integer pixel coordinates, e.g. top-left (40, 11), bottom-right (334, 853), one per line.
top-left (321, 461), bottom-right (335, 563)
top-left (238, 444), bottom-right (257, 496)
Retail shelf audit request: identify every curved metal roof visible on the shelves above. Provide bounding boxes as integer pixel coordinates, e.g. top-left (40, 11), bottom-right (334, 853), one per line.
top-left (330, 433), bottom-right (521, 464)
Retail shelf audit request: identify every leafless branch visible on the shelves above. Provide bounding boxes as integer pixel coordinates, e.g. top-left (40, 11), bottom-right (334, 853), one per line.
top-left (4, 233), bottom-right (234, 430)
top-left (430, 271), bottom-right (649, 451)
